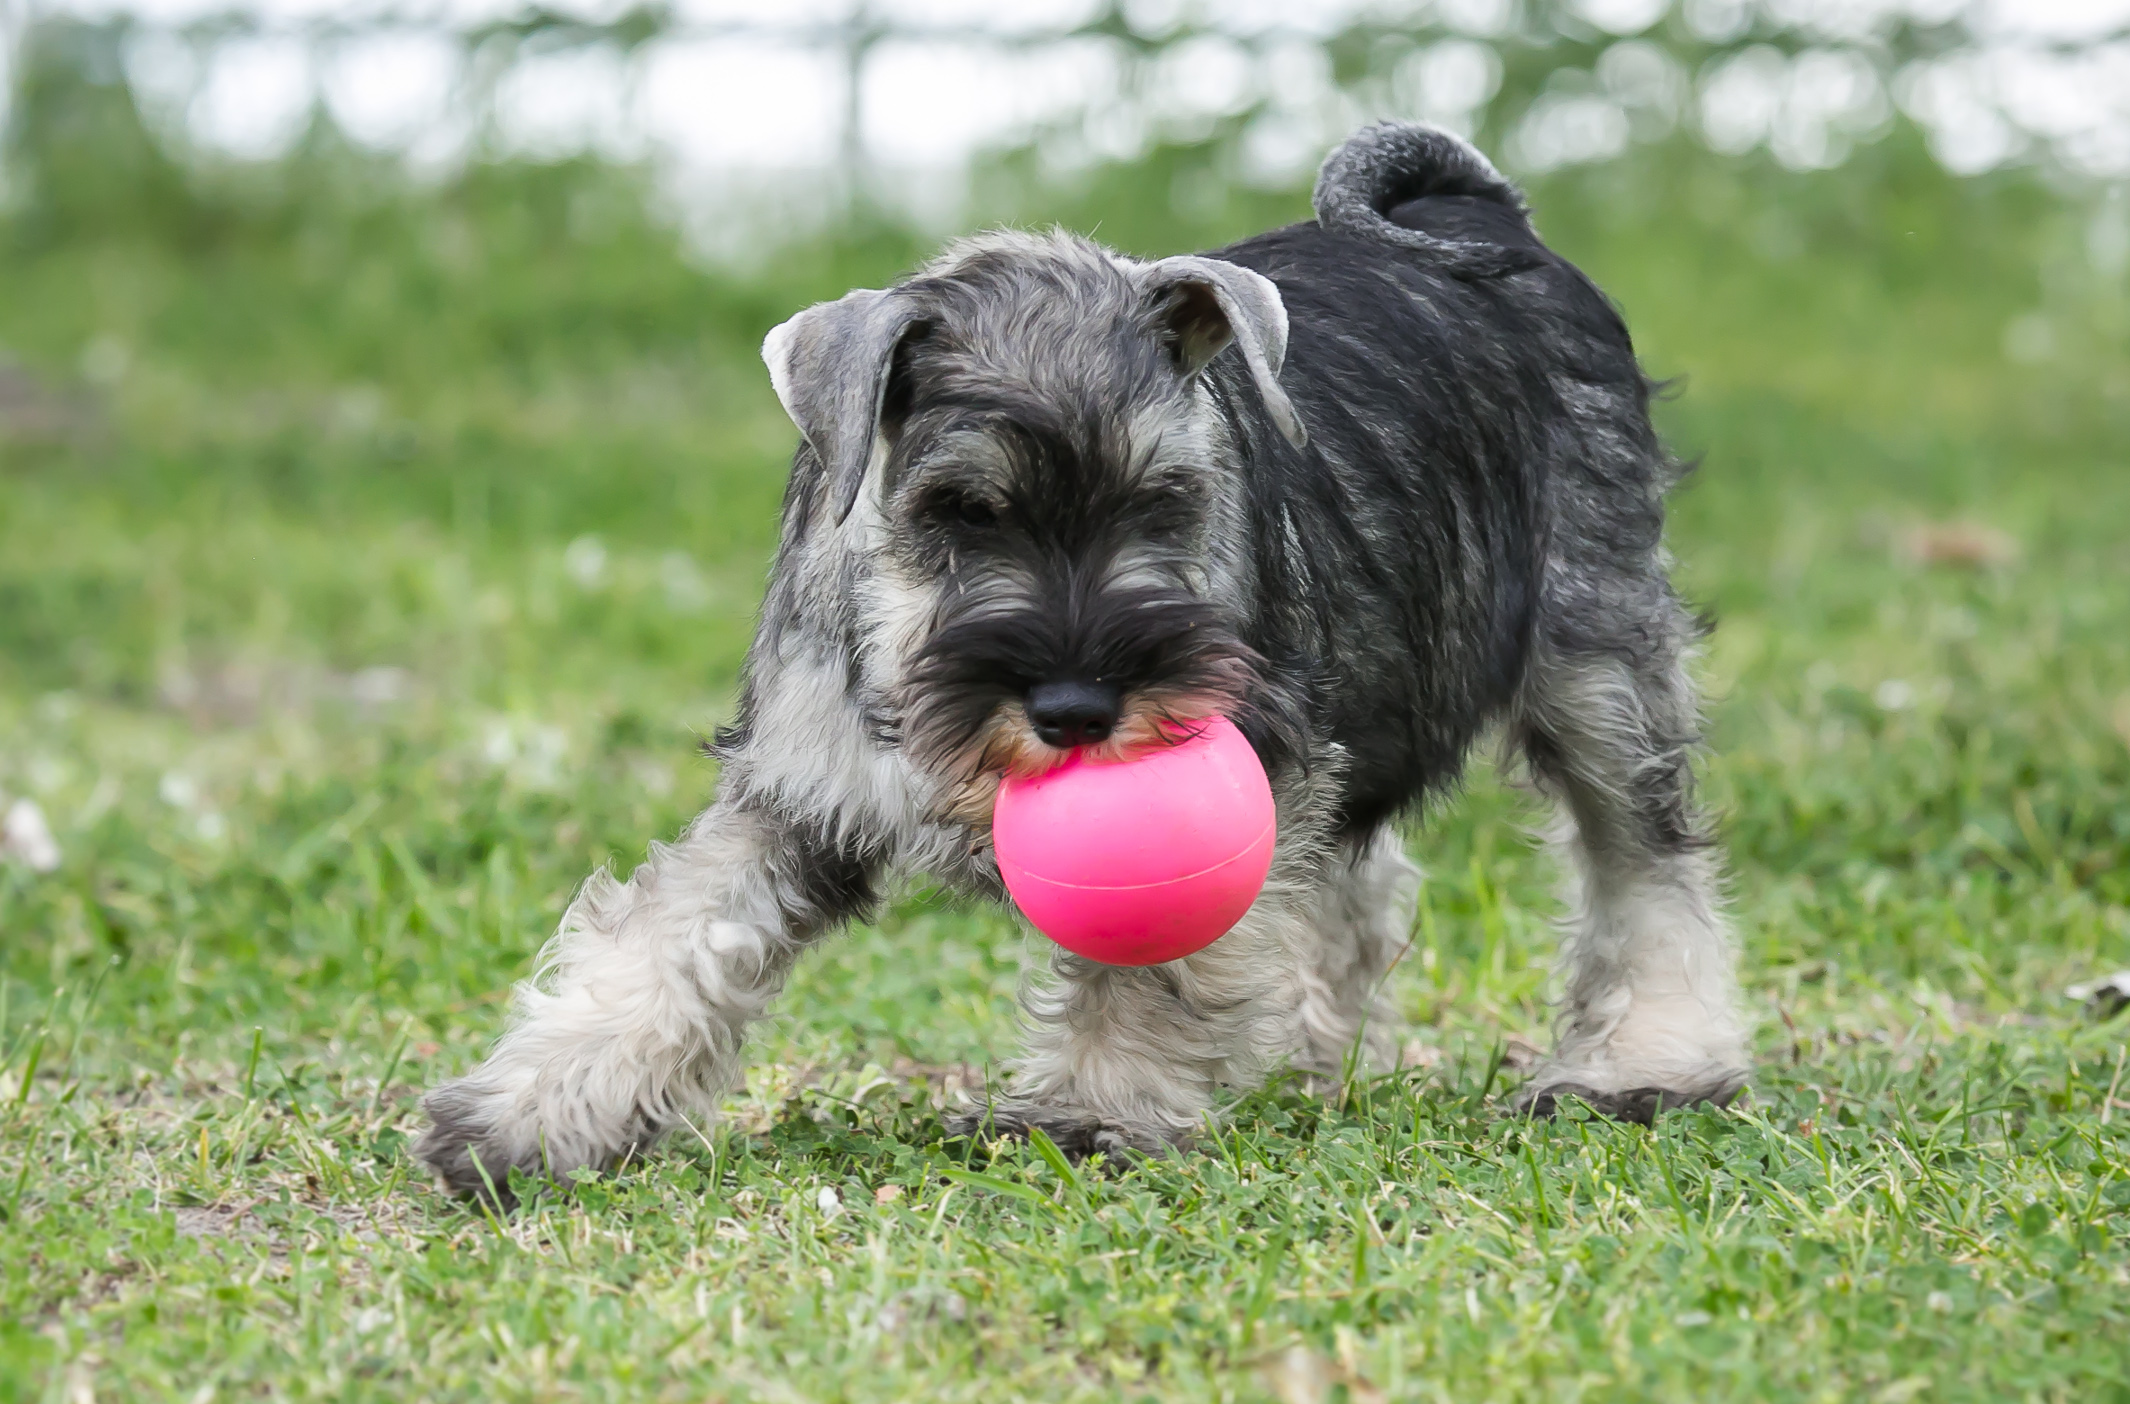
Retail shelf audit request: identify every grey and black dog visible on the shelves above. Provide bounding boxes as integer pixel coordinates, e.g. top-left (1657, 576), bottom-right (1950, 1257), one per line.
top-left (416, 123), bottom-right (1750, 1200)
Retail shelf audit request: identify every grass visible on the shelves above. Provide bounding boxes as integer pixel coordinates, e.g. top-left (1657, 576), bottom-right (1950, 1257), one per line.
top-left (2, 107), bottom-right (2130, 1399)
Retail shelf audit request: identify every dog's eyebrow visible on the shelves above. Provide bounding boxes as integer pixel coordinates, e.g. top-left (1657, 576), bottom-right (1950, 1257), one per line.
top-left (902, 428), bottom-right (1011, 480)
top-left (915, 371), bottom-right (1082, 439)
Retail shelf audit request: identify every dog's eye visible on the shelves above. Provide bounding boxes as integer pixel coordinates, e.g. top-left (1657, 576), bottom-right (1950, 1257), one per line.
top-left (922, 489), bottom-right (999, 531)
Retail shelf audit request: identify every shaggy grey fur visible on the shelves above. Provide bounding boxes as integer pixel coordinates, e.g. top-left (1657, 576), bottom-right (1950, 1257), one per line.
top-left (416, 122), bottom-right (1749, 1204)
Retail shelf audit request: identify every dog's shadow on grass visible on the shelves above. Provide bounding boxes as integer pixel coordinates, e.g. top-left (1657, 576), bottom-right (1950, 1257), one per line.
top-left (476, 1046), bottom-right (1703, 1219)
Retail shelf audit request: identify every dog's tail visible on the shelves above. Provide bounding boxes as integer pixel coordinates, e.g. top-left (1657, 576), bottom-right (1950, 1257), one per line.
top-left (1312, 123), bottom-right (1545, 279)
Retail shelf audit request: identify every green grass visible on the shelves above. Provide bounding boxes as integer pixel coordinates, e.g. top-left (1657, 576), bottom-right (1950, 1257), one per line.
top-left (3, 124), bottom-right (2130, 1400)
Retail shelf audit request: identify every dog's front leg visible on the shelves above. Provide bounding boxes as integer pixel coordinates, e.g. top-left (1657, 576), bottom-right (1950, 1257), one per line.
top-left (416, 800), bottom-right (869, 1202)
top-left (952, 901), bottom-right (1313, 1157)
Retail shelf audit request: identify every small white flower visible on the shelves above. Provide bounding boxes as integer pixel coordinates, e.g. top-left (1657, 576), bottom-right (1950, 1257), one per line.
top-left (816, 1185), bottom-right (842, 1218)
top-left (159, 771), bottom-right (200, 809)
top-left (481, 722), bottom-right (517, 765)
top-left (1874, 679), bottom-right (1915, 711)
top-left (564, 536), bottom-right (609, 589)
top-left (480, 720), bottom-right (568, 787)
top-left (2, 798), bottom-right (61, 872)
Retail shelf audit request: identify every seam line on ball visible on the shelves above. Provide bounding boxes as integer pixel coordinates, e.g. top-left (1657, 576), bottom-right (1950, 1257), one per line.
top-left (1000, 820), bottom-right (1276, 891)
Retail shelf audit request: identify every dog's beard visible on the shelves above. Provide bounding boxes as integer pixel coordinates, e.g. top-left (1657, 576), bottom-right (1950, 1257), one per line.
top-left (897, 585), bottom-right (1259, 828)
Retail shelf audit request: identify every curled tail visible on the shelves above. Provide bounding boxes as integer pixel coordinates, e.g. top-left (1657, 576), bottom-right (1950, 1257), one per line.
top-left (1312, 123), bottom-right (1545, 279)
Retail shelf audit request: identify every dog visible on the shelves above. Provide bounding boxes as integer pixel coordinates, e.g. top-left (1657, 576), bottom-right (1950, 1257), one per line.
top-left (415, 122), bottom-right (1750, 1201)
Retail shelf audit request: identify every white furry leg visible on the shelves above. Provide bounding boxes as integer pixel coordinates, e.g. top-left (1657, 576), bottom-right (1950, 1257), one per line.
top-left (1514, 650), bottom-right (1750, 1121)
top-left (416, 802), bottom-right (864, 1200)
top-left (1294, 828), bottom-right (1418, 1081)
top-left (1529, 841), bottom-right (1748, 1116)
top-left (953, 896), bottom-right (1318, 1157)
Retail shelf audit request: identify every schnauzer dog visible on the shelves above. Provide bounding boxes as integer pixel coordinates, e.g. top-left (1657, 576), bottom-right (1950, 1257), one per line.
top-left (417, 122), bottom-right (1750, 1199)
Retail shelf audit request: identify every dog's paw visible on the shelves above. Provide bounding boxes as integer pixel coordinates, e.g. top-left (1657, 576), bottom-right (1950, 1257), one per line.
top-left (414, 1079), bottom-right (550, 1209)
top-left (1512, 1077), bottom-right (1744, 1125)
top-left (943, 1103), bottom-right (1177, 1161)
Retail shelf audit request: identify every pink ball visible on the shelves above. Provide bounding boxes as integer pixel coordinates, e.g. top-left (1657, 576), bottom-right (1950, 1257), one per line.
top-left (992, 716), bottom-right (1276, 966)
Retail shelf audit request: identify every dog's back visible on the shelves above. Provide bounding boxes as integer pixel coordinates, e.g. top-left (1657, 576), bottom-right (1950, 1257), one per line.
top-left (1197, 125), bottom-right (1669, 837)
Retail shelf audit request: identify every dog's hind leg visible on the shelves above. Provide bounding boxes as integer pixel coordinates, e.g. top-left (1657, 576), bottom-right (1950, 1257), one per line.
top-left (1510, 598), bottom-right (1751, 1123)
top-left (1292, 828), bottom-right (1418, 1084)
top-left (416, 802), bottom-right (877, 1204)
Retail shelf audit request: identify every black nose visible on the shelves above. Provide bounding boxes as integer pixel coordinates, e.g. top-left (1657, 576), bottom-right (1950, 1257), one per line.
top-left (1026, 680), bottom-right (1121, 749)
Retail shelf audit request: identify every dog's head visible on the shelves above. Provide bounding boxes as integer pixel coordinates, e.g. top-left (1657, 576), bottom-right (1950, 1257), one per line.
top-left (762, 232), bottom-right (1306, 812)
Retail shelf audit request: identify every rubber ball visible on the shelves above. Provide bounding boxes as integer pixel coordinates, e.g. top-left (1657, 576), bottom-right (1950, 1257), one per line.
top-left (991, 716), bottom-right (1276, 966)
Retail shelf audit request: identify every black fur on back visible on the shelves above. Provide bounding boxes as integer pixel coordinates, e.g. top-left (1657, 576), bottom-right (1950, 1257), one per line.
top-left (1188, 157), bottom-right (1660, 835)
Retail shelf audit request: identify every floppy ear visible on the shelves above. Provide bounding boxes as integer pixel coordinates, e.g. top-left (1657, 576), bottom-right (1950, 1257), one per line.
top-left (1142, 255), bottom-right (1306, 448)
top-left (761, 289), bottom-right (929, 524)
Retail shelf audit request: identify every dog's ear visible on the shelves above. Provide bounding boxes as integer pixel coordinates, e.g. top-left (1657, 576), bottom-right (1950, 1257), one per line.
top-left (762, 289), bottom-right (929, 524)
top-left (1142, 256), bottom-right (1306, 448)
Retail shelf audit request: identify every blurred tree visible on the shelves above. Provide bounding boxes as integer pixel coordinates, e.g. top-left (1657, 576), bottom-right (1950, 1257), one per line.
top-left (0, 0), bottom-right (2119, 426)
top-left (4, 18), bottom-right (206, 248)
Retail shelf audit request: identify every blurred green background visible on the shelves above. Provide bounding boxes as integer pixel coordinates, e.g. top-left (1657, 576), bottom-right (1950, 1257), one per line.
top-left (2, 2), bottom-right (2129, 1398)
top-left (3, 0), bottom-right (2123, 1040)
